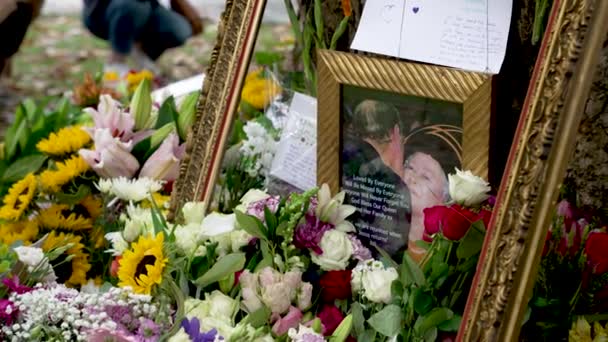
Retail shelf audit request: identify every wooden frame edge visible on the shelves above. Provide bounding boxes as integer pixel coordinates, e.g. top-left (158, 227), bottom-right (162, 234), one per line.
top-left (459, 0), bottom-right (608, 340)
top-left (170, 0), bottom-right (268, 219)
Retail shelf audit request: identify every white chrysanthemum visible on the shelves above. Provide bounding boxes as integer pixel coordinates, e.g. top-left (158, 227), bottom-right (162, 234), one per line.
top-left (96, 177), bottom-right (164, 202)
top-left (121, 203), bottom-right (155, 241)
top-left (105, 232), bottom-right (129, 256)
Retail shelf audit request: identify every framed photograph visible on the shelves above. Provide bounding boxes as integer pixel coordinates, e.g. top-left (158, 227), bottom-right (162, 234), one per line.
top-left (317, 50), bottom-right (492, 255)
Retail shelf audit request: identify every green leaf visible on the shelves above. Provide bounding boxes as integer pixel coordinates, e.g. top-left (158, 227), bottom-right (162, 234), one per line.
top-left (414, 308), bottom-right (454, 336)
top-left (2, 155), bottom-right (47, 182)
top-left (190, 255), bottom-right (211, 279)
top-left (330, 16), bottom-right (350, 50)
top-left (313, 0), bottom-right (325, 48)
top-left (456, 220), bottom-right (486, 259)
top-left (22, 98), bottom-right (38, 123)
top-left (194, 252), bottom-right (246, 288)
top-left (413, 290), bottom-right (433, 315)
top-left (428, 261), bottom-right (449, 287)
top-left (401, 252), bottom-right (426, 287)
top-left (284, 0), bottom-right (302, 46)
top-left (177, 91), bottom-right (199, 140)
top-left (351, 302), bottom-right (365, 336)
top-left (54, 185), bottom-right (91, 205)
top-left (359, 330), bottom-right (376, 341)
top-left (254, 51), bottom-right (284, 67)
top-left (235, 210), bottom-right (267, 240)
top-left (367, 304), bottom-right (402, 337)
top-left (156, 96), bottom-right (178, 129)
top-left (242, 306), bottom-right (271, 328)
top-left (264, 206), bottom-right (277, 238)
top-left (423, 327), bottom-right (438, 342)
top-left (5, 114), bottom-right (27, 161)
top-left (438, 315), bottom-right (462, 332)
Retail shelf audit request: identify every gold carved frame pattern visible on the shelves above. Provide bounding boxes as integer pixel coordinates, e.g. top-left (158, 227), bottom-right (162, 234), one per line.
top-left (460, 0), bottom-right (608, 340)
top-left (170, 0), bottom-right (268, 218)
top-left (316, 50), bottom-right (492, 192)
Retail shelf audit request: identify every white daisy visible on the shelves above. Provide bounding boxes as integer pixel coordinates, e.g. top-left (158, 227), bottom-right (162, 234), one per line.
top-left (97, 177), bottom-right (164, 202)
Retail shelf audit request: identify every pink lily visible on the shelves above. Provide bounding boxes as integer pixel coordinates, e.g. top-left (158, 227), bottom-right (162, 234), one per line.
top-left (139, 132), bottom-right (185, 181)
top-left (79, 128), bottom-right (140, 178)
top-left (84, 95), bottom-right (152, 145)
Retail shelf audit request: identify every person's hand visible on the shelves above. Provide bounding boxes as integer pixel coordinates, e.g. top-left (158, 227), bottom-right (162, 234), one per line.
top-left (171, 0), bottom-right (204, 35)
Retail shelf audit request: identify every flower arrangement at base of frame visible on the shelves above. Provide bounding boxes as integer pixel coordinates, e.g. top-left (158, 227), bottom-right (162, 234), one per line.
top-left (0, 95), bottom-right (497, 342)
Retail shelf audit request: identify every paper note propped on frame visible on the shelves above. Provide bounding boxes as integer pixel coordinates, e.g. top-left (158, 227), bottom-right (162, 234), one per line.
top-left (350, 0), bottom-right (512, 74)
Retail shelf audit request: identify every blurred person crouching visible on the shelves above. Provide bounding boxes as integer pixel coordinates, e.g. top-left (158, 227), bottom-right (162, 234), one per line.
top-left (83, 0), bottom-right (203, 76)
top-left (0, 0), bottom-right (44, 81)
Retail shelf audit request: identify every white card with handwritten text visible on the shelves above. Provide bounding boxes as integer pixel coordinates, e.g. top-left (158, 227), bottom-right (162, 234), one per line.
top-left (351, 0), bottom-right (512, 74)
top-left (270, 93), bottom-right (317, 191)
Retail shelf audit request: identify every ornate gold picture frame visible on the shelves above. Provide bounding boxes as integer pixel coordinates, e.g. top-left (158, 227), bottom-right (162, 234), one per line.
top-left (170, 0), bottom-right (267, 218)
top-left (317, 50), bottom-right (492, 192)
top-left (316, 49), bottom-right (492, 256)
top-left (460, 0), bottom-right (608, 340)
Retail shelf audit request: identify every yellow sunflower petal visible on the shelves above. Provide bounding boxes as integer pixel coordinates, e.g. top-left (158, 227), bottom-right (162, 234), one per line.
top-left (39, 155), bottom-right (90, 193)
top-left (118, 232), bottom-right (167, 294)
top-left (42, 231), bottom-right (91, 287)
top-left (0, 174), bottom-right (37, 221)
top-left (36, 126), bottom-right (91, 156)
top-left (0, 219), bottom-right (39, 245)
top-left (38, 204), bottom-right (93, 231)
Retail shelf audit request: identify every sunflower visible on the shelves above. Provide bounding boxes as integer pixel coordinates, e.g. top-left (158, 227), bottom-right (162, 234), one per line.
top-left (0, 220), bottom-right (39, 245)
top-left (42, 231), bottom-right (91, 287)
top-left (38, 204), bottom-right (93, 231)
top-left (118, 232), bottom-right (167, 294)
top-left (39, 155), bottom-right (90, 193)
top-left (77, 195), bottom-right (103, 220)
top-left (36, 126), bottom-right (91, 157)
top-left (0, 174), bottom-right (37, 221)
top-left (241, 68), bottom-right (282, 110)
top-left (90, 226), bottom-right (106, 249)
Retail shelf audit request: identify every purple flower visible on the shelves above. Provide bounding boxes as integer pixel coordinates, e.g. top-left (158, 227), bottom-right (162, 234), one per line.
top-left (181, 318), bottom-right (224, 342)
top-left (2, 276), bottom-right (32, 294)
top-left (294, 214), bottom-right (334, 254)
top-left (136, 318), bottom-right (160, 341)
top-left (348, 235), bottom-right (372, 261)
top-left (246, 196), bottom-right (280, 221)
top-left (0, 299), bottom-right (18, 325)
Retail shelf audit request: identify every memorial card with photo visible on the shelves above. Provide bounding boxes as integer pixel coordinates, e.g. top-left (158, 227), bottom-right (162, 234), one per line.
top-left (341, 86), bottom-right (463, 254)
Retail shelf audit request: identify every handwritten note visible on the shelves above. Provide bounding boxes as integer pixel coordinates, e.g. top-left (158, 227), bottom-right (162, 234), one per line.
top-left (270, 93), bottom-right (317, 191)
top-left (351, 0), bottom-right (512, 74)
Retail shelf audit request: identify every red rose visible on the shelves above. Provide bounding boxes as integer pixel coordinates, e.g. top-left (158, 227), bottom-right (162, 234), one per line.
top-left (318, 304), bottom-right (344, 335)
top-left (542, 230), bottom-right (552, 257)
top-left (423, 204), bottom-right (481, 241)
top-left (438, 332), bottom-right (457, 342)
top-left (319, 270), bottom-right (351, 302)
top-left (585, 231), bottom-right (608, 274)
top-left (479, 208), bottom-right (492, 228)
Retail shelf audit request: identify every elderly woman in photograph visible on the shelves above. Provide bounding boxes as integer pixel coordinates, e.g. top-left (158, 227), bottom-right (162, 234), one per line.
top-left (352, 99), bottom-right (449, 261)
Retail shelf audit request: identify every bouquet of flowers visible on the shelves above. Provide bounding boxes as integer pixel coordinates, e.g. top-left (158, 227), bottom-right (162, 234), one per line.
top-left (523, 196), bottom-right (608, 341)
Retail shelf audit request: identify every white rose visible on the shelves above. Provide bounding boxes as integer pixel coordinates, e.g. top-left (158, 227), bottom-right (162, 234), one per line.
top-left (13, 246), bottom-right (44, 268)
top-left (174, 223), bottom-right (203, 255)
top-left (361, 267), bottom-right (398, 304)
top-left (230, 230), bottom-right (252, 251)
top-left (448, 168), bottom-right (491, 206)
top-left (235, 189), bottom-right (270, 212)
top-left (182, 201), bottom-right (206, 224)
top-left (311, 230), bottom-right (353, 271)
top-left (185, 291), bottom-right (238, 339)
top-left (200, 212), bottom-right (236, 238)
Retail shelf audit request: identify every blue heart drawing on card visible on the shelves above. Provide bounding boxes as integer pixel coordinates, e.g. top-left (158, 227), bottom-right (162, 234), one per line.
top-left (413, 6), bottom-right (420, 13)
